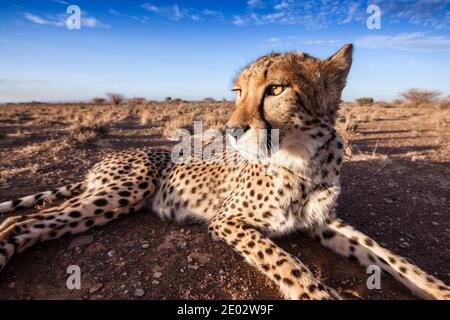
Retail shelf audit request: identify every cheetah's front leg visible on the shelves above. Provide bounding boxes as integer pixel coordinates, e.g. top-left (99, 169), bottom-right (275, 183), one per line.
top-left (312, 219), bottom-right (450, 300)
top-left (209, 213), bottom-right (341, 300)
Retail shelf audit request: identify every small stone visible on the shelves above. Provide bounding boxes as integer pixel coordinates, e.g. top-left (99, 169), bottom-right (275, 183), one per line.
top-left (290, 243), bottom-right (298, 248)
top-left (188, 264), bottom-right (199, 270)
top-left (399, 242), bottom-right (410, 248)
top-left (152, 280), bottom-right (160, 285)
top-left (68, 235), bottom-right (94, 249)
top-left (89, 283), bottom-right (102, 294)
top-left (177, 241), bottom-right (187, 248)
top-left (8, 282), bottom-right (15, 289)
top-left (432, 221), bottom-right (439, 226)
top-left (142, 243), bottom-right (150, 249)
top-left (107, 250), bottom-right (116, 257)
top-left (153, 271), bottom-right (163, 279)
top-left (134, 288), bottom-right (145, 297)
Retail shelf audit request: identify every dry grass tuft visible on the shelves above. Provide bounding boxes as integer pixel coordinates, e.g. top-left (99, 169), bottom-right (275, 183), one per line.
top-left (67, 123), bottom-right (109, 145)
top-left (344, 113), bottom-right (359, 132)
top-left (163, 115), bottom-right (195, 139)
top-left (140, 108), bottom-right (153, 126)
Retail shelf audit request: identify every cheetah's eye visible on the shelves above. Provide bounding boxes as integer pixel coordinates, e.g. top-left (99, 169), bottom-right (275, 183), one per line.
top-left (267, 85), bottom-right (285, 96)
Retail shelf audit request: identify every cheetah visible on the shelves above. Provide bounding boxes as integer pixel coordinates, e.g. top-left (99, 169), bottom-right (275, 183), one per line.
top-left (0, 44), bottom-right (449, 300)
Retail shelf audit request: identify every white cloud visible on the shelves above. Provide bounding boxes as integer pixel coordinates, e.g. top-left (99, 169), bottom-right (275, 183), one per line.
top-left (235, 0), bottom-right (450, 30)
top-left (376, 0), bottom-right (450, 30)
top-left (274, 1), bottom-right (289, 10)
top-left (266, 37), bottom-right (281, 47)
top-left (50, 0), bottom-right (69, 5)
top-left (82, 17), bottom-right (110, 28)
top-left (264, 36), bottom-right (340, 48)
top-left (141, 3), bottom-right (184, 21)
top-left (232, 15), bottom-right (246, 26)
top-left (201, 9), bottom-right (224, 22)
top-left (109, 8), bottom-right (149, 24)
top-left (24, 12), bottom-right (110, 28)
top-left (304, 39), bottom-right (339, 45)
top-left (24, 13), bottom-right (49, 25)
top-left (141, 3), bottom-right (159, 13)
top-left (341, 3), bottom-right (358, 24)
top-left (247, 0), bottom-right (265, 9)
top-left (141, 3), bottom-right (224, 23)
top-left (356, 32), bottom-right (450, 52)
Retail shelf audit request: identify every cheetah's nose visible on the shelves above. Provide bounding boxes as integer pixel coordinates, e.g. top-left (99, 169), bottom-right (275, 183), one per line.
top-left (225, 125), bottom-right (251, 139)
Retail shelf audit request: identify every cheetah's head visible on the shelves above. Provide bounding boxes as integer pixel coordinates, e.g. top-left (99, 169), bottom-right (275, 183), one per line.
top-left (226, 44), bottom-right (353, 167)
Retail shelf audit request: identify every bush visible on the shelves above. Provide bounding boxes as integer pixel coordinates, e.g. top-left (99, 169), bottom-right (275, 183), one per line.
top-left (355, 97), bottom-right (374, 106)
top-left (107, 93), bottom-right (125, 106)
top-left (438, 95), bottom-right (450, 110)
top-left (203, 97), bottom-right (216, 103)
top-left (92, 97), bottom-right (106, 104)
top-left (400, 89), bottom-right (441, 107)
top-left (165, 97), bottom-right (172, 102)
top-left (68, 123), bottom-right (109, 145)
top-left (128, 97), bottom-right (146, 106)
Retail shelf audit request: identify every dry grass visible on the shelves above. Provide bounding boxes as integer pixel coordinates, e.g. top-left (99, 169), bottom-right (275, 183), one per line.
top-left (140, 108), bottom-right (153, 126)
top-left (344, 112), bottom-right (359, 133)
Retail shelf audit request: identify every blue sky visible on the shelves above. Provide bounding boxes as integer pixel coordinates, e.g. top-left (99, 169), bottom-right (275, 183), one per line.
top-left (0, 0), bottom-right (449, 102)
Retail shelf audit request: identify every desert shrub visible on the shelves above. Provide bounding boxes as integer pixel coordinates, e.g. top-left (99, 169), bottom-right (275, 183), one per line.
top-left (107, 93), bottom-right (125, 106)
top-left (128, 97), bottom-right (146, 107)
top-left (92, 97), bottom-right (106, 104)
top-left (355, 97), bottom-right (374, 106)
top-left (344, 113), bottom-right (358, 133)
top-left (438, 95), bottom-right (450, 110)
top-left (140, 108), bottom-right (152, 125)
top-left (66, 110), bottom-right (112, 145)
top-left (165, 97), bottom-right (172, 102)
top-left (374, 100), bottom-right (393, 108)
top-left (203, 97), bottom-right (215, 103)
top-left (68, 123), bottom-right (109, 145)
top-left (400, 89), bottom-right (441, 107)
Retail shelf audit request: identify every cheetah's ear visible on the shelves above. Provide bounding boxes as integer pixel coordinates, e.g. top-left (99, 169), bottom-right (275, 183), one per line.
top-left (320, 44), bottom-right (353, 118)
top-left (322, 43), bottom-right (353, 95)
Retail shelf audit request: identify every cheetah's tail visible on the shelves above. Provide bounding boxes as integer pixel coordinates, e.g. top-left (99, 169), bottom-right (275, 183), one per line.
top-left (0, 181), bottom-right (87, 214)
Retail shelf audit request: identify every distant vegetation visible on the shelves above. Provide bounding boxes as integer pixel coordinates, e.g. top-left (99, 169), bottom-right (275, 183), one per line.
top-left (400, 89), bottom-right (441, 108)
top-left (92, 97), bottom-right (106, 104)
top-left (355, 97), bottom-right (374, 106)
top-left (107, 93), bottom-right (125, 106)
top-left (128, 97), bottom-right (146, 106)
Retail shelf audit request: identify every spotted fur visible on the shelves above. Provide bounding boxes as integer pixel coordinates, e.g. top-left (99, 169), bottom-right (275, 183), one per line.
top-left (0, 44), bottom-right (448, 300)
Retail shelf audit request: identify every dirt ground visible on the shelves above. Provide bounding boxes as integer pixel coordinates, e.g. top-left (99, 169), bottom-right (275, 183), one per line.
top-left (0, 101), bottom-right (448, 300)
